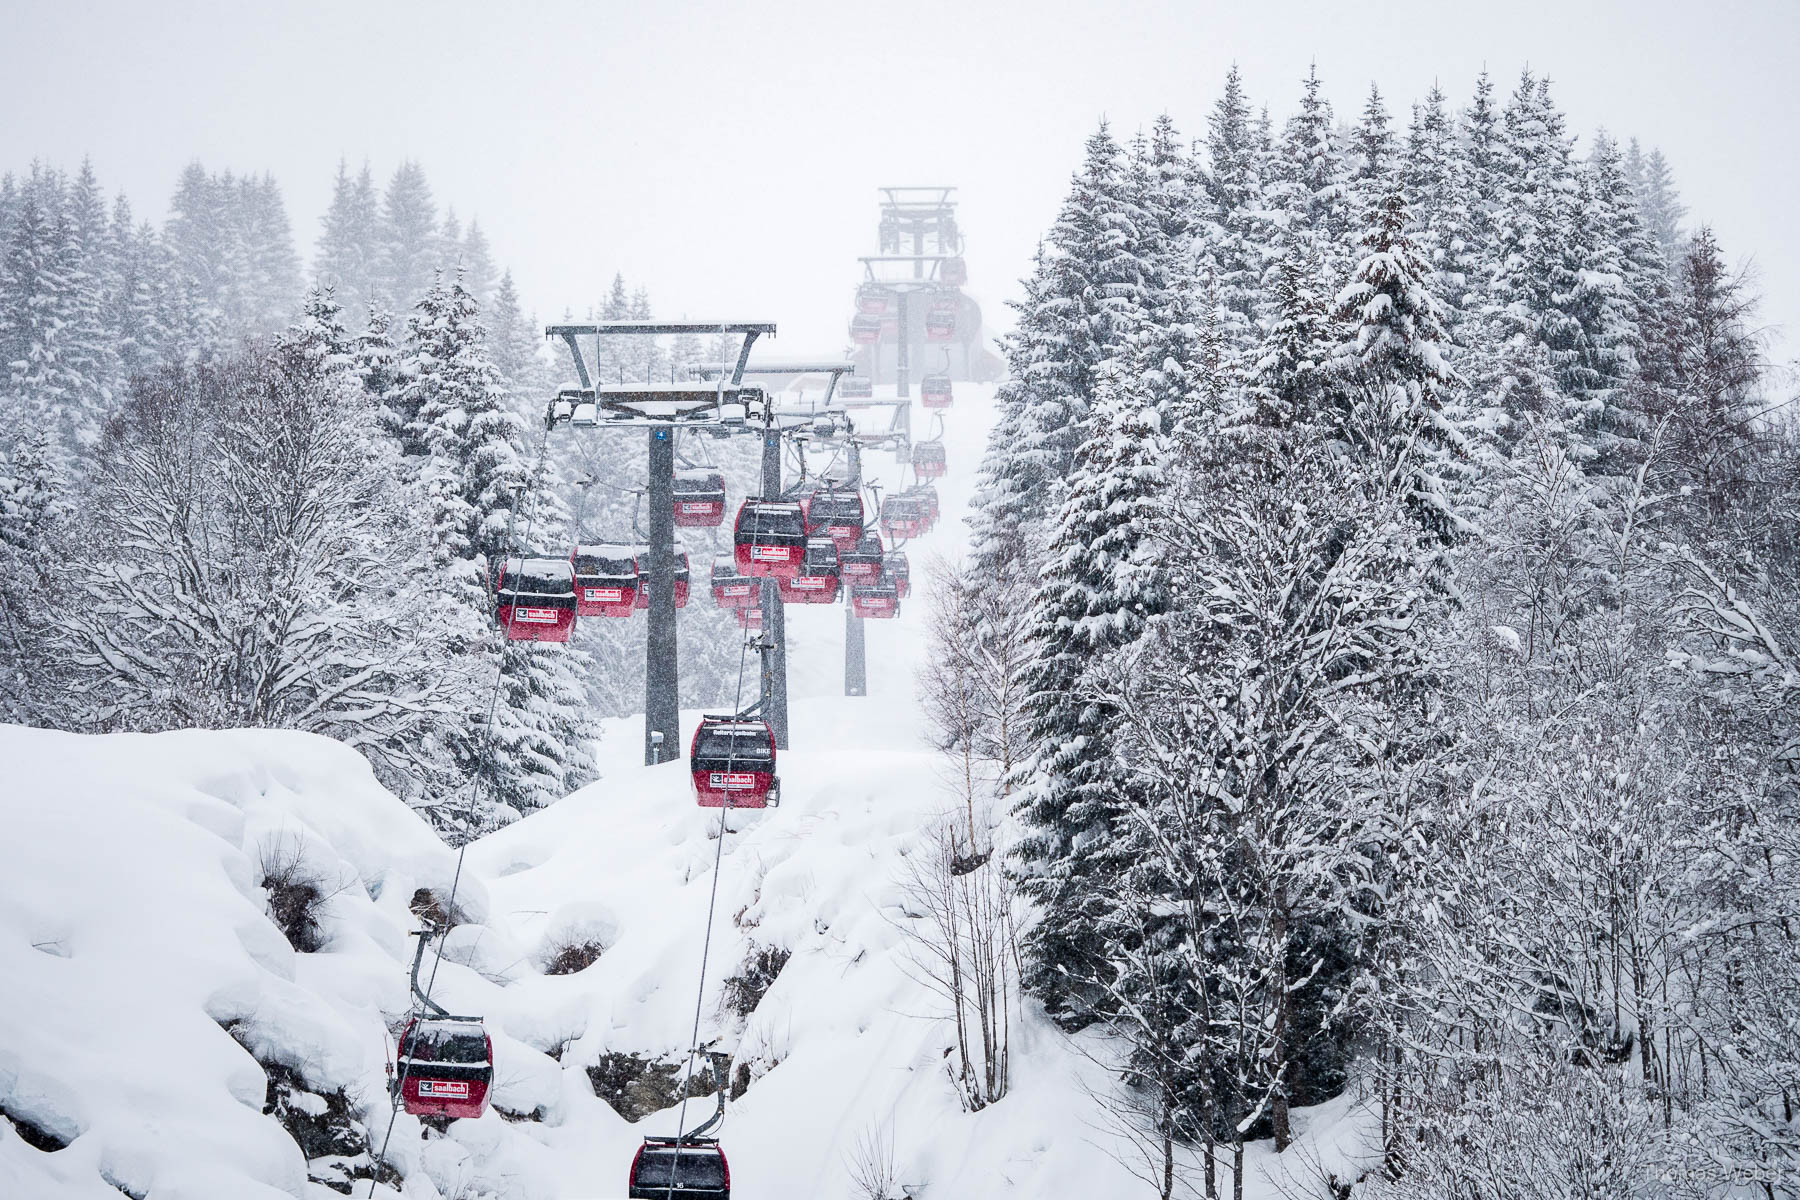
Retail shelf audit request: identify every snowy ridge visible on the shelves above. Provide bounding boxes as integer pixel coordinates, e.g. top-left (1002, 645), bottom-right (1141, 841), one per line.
top-left (1, 383), bottom-right (1366, 1199)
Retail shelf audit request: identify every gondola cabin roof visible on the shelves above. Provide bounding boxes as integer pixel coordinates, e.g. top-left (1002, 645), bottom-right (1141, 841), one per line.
top-left (496, 557), bottom-right (576, 593)
top-left (628, 1138), bottom-right (730, 1199)
top-left (573, 544), bottom-right (641, 573)
top-left (400, 1017), bottom-right (489, 1048)
top-left (737, 499), bottom-right (804, 518)
top-left (696, 720), bottom-right (774, 739)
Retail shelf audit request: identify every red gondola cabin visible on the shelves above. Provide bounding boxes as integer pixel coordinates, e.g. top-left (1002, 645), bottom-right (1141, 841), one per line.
top-left (911, 484), bottom-right (941, 528)
top-left (690, 717), bottom-right (778, 809)
top-left (925, 300), bottom-right (957, 342)
top-left (634, 551), bottom-right (691, 610)
top-left (851, 581), bottom-right (901, 620)
top-left (912, 440), bottom-right (947, 479)
top-left (735, 606), bottom-right (765, 632)
top-left (855, 283), bottom-right (891, 316)
top-left (880, 495), bottom-right (926, 542)
top-left (940, 256), bottom-right (968, 287)
top-left (494, 558), bottom-right (578, 643)
top-left (838, 376), bottom-right (873, 401)
top-left (850, 314), bottom-right (881, 345)
top-left (802, 484), bottom-right (865, 548)
top-left (920, 373), bottom-right (953, 409)
top-left (883, 550), bottom-right (911, 600)
top-left (839, 533), bottom-right (885, 584)
top-left (629, 1138), bottom-right (731, 1200)
top-left (778, 537), bottom-right (842, 604)
top-left (711, 554), bottom-right (758, 610)
top-left (732, 500), bottom-right (807, 579)
top-left (571, 544), bottom-right (640, 618)
top-left (394, 1017), bottom-right (493, 1121)
top-left (673, 469), bottom-right (727, 527)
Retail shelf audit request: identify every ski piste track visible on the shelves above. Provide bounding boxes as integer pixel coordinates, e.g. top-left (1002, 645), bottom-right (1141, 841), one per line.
top-left (0, 380), bottom-right (1368, 1199)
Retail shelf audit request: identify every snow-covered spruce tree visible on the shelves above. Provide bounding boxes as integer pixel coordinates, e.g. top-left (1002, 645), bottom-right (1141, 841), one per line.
top-left (313, 159), bottom-right (382, 321)
top-left (163, 161), bottom-right (230, 336)
top-left (967, 121), bottom-right (1143, 580)
top-left (1401, 84), bottom-right (1476, 349)
top-left (1243, 240), bottom-right (1336, 432)
top-left (377, 161), bottom-right (439, 314)
top-left (59, 161), bottom-right (119, 434)
top-left (1117, 116), bottom-right (1218, 445)
top-left (1626, 141), bottom-right (1687, 269)
top-left (238, 172), bottom-right (301, 336)
top-left (1270, 64), bottom-right (1347, 265)
top-left (352, 304), bottom-right (401, 413)
top-left (1, 167), bottom-right (82, 451)
top-left (1631, 226), bottom-right (1768, 535)
top-left (398, 273), bottom-right (597, 825)
top-left (459, 219), bottom-right (500, 310)
top-left (1195, 66), bottom-right (1264, 351)
top-left (1332, 182), bottom-right (1467, 547)
top-left (1346, 84), bottom-right (1397, 248)
top-left (487, 270), bottom-right (548, 402)
top-left (591, 273), bottom-right (633, 386)
top-left (106, 195), bottom-right (169, 387)
top-left (1012, 385), bottom-right (1170, 1029)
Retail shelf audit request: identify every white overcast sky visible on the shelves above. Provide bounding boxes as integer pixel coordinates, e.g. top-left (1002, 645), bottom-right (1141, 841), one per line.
top-left (5, 0), bottom-right (1797, 367)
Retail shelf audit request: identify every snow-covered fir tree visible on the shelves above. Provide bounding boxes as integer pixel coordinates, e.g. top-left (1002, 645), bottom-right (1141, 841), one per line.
top-left (398, 273), bottom-right (598, 826)
top-left (314, 159), bottom-right (382, 319)
top-left (378, 160), bottom-right (439, 314)
top-left (1012, 385), bottom-right (1170, 1026)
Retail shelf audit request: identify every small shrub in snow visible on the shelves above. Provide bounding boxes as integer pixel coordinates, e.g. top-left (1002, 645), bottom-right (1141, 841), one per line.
top-left (845, 1120), bottom-right (901, 1200)
top-left (259, 842), bottom-right (331, 953)
top-left (721, 945), bottom-right (790, 1018)
top-left (541, 936), bottom-right (606, 976)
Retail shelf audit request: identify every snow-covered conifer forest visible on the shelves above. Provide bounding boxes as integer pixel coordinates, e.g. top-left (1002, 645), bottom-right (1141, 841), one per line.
top-left (970, 67), bottom-right (1799, 1198)
top-left (0, 158), bottom-right (757, 826)
top-left (2, 35), bottom-right (1797, 1200)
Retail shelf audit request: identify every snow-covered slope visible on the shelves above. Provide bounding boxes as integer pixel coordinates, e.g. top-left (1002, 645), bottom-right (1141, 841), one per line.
top-left (0, 724), bottom-right (562, 1199)
top-left (0, 383), bottom-right (1372, 1199)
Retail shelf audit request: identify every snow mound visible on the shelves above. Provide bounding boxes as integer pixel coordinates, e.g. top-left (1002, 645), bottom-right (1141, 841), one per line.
top-left (0, 726), bottom-right (559, 1199)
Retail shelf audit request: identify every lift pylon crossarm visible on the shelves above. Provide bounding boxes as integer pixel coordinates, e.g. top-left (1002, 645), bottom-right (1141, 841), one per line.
top-left (547, 383), bottom-right (770, 429)
top-left (688, 360), bottom-right (855, 380)
top-left (690, 360), bottom-right (856, 408)
top-left (548, 320), bottom-right (776, 387)
top-left (548, 320), bottom-right (778, 337)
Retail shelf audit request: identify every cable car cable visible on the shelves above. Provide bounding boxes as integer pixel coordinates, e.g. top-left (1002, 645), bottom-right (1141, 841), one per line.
top-left (668, 453), bottom-right (789, 1155)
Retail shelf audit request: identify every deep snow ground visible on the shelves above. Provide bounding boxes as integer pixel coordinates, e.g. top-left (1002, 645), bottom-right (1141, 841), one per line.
top-left (0, 382), bottom-right (1377, 1199)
